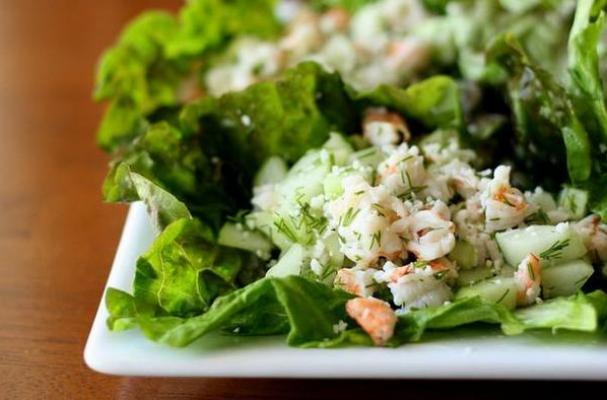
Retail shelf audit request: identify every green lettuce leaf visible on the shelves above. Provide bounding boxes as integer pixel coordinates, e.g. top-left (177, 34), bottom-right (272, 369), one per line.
top-left (133, 218), bottom-right (245, 317)
top-left (396, 296), bottom-right (517, 342)
top-left (568, 0), bottom-right (607, 143)
top-left (488, 34), bottom-right (592, 185)
top-left (353, 76), bottom-right (463, 133)
top-left (310, 0), bottom-right (376, 12)
top-left (102, 121), bottom-right (232, 230)
top-left (166, 0), bottom-right (280, 58)
top-left (567, 0), bottom-right (607, 218)
top-left (107, 269), bottom-right (607, 348)
top-left (181, 61), bottom-right (356, 170)
top-left (94, 1), bottom-right (281, 151)
top-left (94, 12), bottom-right (181, 108)
top-left (129, 171), bottom-right (191, 231)
top-left (105, 288), bottom-right (140, 331)
top-left (505, 292), bottom-right (600, 334)
top-left (396, 292), bottom-right (605, 342)
top-left (108, 276), bottom-right (354, 347)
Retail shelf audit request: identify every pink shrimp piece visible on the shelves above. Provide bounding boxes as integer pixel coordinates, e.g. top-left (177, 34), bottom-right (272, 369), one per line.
top-left (346, 297), bottom-right (396, 346)
top-left (514, 254), bottom-right (541, 306)
top-left (363, 107), bottom-right (410, 146)
top-left (335, 268), bottom-right (374, 297)
top-left (321, 7), bottom-right (350, 32)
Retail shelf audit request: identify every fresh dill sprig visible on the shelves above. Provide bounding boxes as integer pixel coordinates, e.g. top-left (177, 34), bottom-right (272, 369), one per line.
top-left (539, 239), bottom-right (570, 261)
top-left (355, 147), bottom-right (377, 159)
top-left (369, 231), bottom-right (382, 249)
top-left (342, 207), bottom-right (360, 227)
top-left (527, 261), bottom-right (536, 280)
top-left (372, 203), bottom-right (386, 217)
top-left (525, 209), bottom-right (549, 224)
top-left (496, 289), bottom-right (510, 304)
top-left (273, 218), bottom-right (298, 242)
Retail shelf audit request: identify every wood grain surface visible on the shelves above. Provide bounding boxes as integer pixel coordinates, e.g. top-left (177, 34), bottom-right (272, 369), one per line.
top-left (0, 1), bottom-right (604, 398)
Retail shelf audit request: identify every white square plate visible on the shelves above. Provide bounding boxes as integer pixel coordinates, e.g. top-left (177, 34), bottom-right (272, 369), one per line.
top-left (84, 203), bottom-right (607, 379)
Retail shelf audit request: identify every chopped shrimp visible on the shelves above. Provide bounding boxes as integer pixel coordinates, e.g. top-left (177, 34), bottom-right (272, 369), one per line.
top-left (320, 7), bottom-right (350, 33)
top-left (376, 143), bottom-right (425, 196)
top-left (482, 166), bottom-right (529, 232)
top-left (574, 215), bottom-right (607, 262)
top-left (447, 160), bottom-right (481, 199)
top-left (406, 201), bottom-right (456, 261)
top-left (514, 254), bottom-right (541, 306)
top-left (363, 107), bottom-right (410, 146)
top-left (375, 261), bottom-right (452, 310)
top-left (326, 175), bottom-right (408, 266)
top-left (373, 260), bottom-right (413, 283)
top-left (346, 297), bottom-right (396, 346)
top-left (280, 11), bottom-right (323, 57)
top-left (385, 38), bottom-right (430, 73)
top-left (335, 268), bottom-right (376, 297)
top-left (429, 257), bottom-right (458, 282)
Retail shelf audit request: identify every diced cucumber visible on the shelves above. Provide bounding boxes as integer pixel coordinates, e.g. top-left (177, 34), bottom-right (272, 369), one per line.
top-left (456, 267), bottom-right (494, 287)
top-left (348, 146), bottom-right (384, 168)
top-left (287, 150), bottom-right (321, 176)
top-left (254, 156), bottom-right (288, 187)
top-left (323, 173), bottom-right (345, 199)
top-left (272, 208), bottom-right (316, 246)
top-left (279, 154), bottom-right (329, 203)
top-left (323, 232), bottom-right (344, 269)
top-left (542, 259), bottom-right (594, 298)
top-left (322, 132), bottom-right (353, 166)
top-left (558, 187), bottom-right (588, 219)
top-left (218, 223), bottom-right (272, 258)
top-left (266, 244), bottom-right (307, 278)
top-left (245, 211), bottom-right (292, 250)
top-left (495, 225), bottom-right (586, 267)
top-left (449, 240), bottom-right (478, 269)
top-left (528, 190), bottom-right (557, 212)
top-left (455, 277), bottom-right (518, 310)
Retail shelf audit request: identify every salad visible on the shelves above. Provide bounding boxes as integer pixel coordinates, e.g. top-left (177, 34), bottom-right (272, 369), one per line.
top-left (98, 0), bottom-right (607, 348)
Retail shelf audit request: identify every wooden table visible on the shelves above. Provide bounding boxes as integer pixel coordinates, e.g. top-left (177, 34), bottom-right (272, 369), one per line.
top-left (0, 1), bottom-right (604, 398)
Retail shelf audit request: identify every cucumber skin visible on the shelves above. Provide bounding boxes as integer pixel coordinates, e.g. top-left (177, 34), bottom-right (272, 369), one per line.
top-left (558, 187), bottom-right (588, 219)
top-left (449, 240), bottom-right (478, 269)
top-left (456, 267), bottom-right (494, 287)
top-left (496, 225), bottom-right (586, 267)
top-left (455, 277), bottom-right (518, 310)
top-left (218, 223), bottom-right (272, 256)
top-left (542, 259), bottom-right (594, 298)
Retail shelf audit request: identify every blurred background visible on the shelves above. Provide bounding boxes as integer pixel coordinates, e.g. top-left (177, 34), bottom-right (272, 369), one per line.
top-left (0, 1), bottom-right (605, 398)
